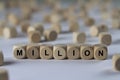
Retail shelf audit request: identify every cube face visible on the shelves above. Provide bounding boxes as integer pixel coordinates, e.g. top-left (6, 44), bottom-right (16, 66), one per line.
top-left (112, 54), bottom-right (120, 71)
top-left (94, 46), bottom-right (107, 60)
top-left (53, 45), bottom-right (67, 60)
top-left (28, 31), bottom-right (41, 43)
top-left (3, 27), bottom-right (17, 39)
top-left (90, 26), bottom-right (99, 37)
top-left (13, 44), bottom-right (26, 59)
top-left (80, 45), bottom-right (94, 60)
top-left (67, 46), bottom-right (80, 59)
top-left (99, 33), bottom-right (112, 46)
top-left (27, 47), bottom-right (39, 59)
top-left (0, 69), bottom-right (9, 80)
top-left (0, 51), bottom-right (4, 66)
top-left (14, 47), bottom-right (26, 59)
top-left (44, 30), bottom-right (58, 41)
top-left (40, 46), bottom-right (53, 59)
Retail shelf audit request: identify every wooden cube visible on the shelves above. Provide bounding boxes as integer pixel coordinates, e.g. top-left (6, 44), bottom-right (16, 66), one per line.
top-left (13, 44), bottom-right (26, 59)
top-left (28, 31), bottom-right (41, 43)
top-left (20, 21), bottom-right (30, 33)
top-left (44, 30), bottom-right (58, 41)
top-left (3, 27), bottom-right (17, 39)
top-left (84, 17), bottom-right (95, 27)
top-left (69, 21), bottom-right (79, 32)
top-left (40, 44), bottom-right (53, 59)
top-left (0, 69), bottom-right (9, 80)
top-left (67, 44), bottom-right (80, 59)
top-left (94, 44), bottom-right (108, 60)
top-left (43, 14), bottom-right (51, 23)
top-left (51, 23), bottom-right (61, 34)
top-left (27, 44), bottom-right (40, 59)
top-left (53, 44), bottom-right (67, 60)
top-left (112, 54), bottom-right (120, 71)
top-left (99, 32), bottom-right (112, 46)
top-left (80, 44), bottom-right (94, 60)
top-left (73, 32), bottom-right (86, 43)
top-left (8, 13), bottom-right (20, 26)
top-left (0, 51), bottom-right (4, 66)
top-left (90, 24), bottom-right (108, 37)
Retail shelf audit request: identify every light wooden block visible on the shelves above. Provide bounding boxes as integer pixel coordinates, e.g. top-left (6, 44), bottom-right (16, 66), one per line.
top-left (73, 32), bottom-right (86, 43)
top-left (90, 24), bottom-right (108, 37)
top-left (69, 21), bottom-right (79, 32)
top-left (67, 44), bottom-right (80, 59)
top-left (40, 44), bottom-right (53, 59)
top-left (44, 30), bottom-right (58, 41)
top-left (84, 17), bottom-right (95, 26)
top-left (34, 23), bottom-right (44, 35)
top-left (3, 27), bottom-right (17, 39)
top-left (27, 27), bottom-right (36, 34)
top-left (27, 44), bottom-right (40, 59)
top-left (99, 32), bottom-right (112, 46)
top-left (80, 44), bottom-right (94, 60)
top-left (0, 69), bottom-right (9, 80)
top-left (50, 13), bottom-right (61, 23)
top-left (8, 13), bottom-right (19, 26)
top-left (94, 44), bottom-right (108, 60)
top-left (53, 44), bottom-right (67, 60)
top-left (28, 31), bottom-right (41, 43)
top-left (0, 51), bottom-right (4, 66)
top-left (51, 23), bottom-right (61, 34)
top-left (112, 54), bottom-right (120, 71)
top-left (20, 21), bottom-right (30, 33)
top-left (13, 44), bottom-right (26, 59)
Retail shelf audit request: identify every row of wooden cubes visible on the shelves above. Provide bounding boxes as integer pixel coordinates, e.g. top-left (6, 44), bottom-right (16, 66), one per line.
top-left (13, 44), bottom-right (108, 60)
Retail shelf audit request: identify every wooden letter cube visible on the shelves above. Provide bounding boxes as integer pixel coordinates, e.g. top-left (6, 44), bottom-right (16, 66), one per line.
top-left (13, 44), bottom-right (26, 59)
top-left (44, 30), bottom-right (58, 41)
top-left (53, 44), bottom-right (67, 60)
top-left (28, 31), bottom-right (41, 43)
top-left (90, 24), bottom-right (108, 37)
top-left (40, 44), bottom-right (53, 59)
top-left (99, 32), bottom-right (112, 46)
top-left (80, 44), bottom-right (94, 60)
top-left (0, 69), bottom-right (9, 80)
top-left (27, 44), bottom-right (40, 59)
top-left (73, 32), bottom-right (86, 43)
top-left (0, 51), bottom-right (4, 66)
top-left (67, 44), bottom-right (80, 59)
top-left (3, 27), bottom-right (17, 39)
top-left (112, 54), bottom-right (120, 71)
top-left (94, 44), bottom-right (108, 60)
